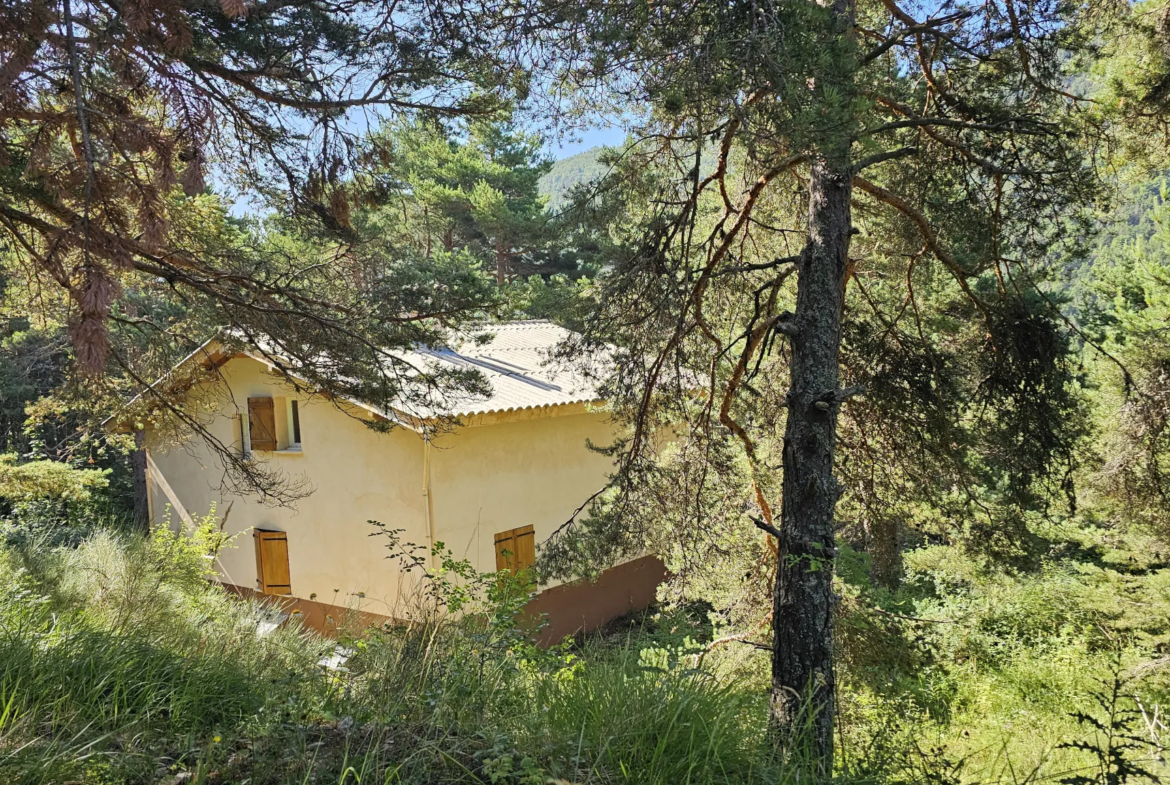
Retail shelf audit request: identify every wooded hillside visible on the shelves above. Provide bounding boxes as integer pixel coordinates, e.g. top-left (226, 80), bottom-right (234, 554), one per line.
top-left (4, 0), bottom-right (1170, 781)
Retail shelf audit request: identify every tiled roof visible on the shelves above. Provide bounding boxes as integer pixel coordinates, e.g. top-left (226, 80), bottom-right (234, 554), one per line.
top-left (399, 321), bottom-right (602, 418)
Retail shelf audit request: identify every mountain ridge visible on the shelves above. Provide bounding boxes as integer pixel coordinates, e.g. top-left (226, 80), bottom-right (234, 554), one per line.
top-left (539, 146), bottom-right (608, 210)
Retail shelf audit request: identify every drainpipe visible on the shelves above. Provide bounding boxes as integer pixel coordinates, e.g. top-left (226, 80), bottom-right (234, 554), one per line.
top-left (422, 437), bottom-right (436, 570)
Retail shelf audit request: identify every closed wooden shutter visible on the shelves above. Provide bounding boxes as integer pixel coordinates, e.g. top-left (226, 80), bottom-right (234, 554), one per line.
top-left (248, 397), bottom-right (277, 451)
top-left (253, 529), bottom-right (291, 595)
top-left (494, 525), bottom-right (535, 572)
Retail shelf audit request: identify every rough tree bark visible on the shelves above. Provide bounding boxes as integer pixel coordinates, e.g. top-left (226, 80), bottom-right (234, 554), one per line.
top-left (865, 514), bottom-right (902, 590)
top-left (771, 156), bottom-right (852, 766)
top-left (768, 0), bottom-right (856, 766)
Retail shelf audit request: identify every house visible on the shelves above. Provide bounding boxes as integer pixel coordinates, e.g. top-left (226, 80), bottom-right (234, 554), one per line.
top-left (137, 321), bottom-right (664, 641)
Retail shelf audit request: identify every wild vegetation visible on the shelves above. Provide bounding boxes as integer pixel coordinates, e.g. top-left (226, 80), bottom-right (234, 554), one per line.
top-left (3, 497), bottom-right (1170, 783)
top-left (5, 0), bottom-right (1170, 782)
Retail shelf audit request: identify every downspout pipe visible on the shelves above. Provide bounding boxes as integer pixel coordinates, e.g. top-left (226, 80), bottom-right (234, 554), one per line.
top-left (422, 437), bottom-right (436, 570)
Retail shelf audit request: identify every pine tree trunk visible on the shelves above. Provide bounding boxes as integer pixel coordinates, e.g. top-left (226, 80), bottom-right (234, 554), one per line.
top-left (132, 429), bottom-right (149, 532)
top-left (866, 513), bottom-right (902, 590)
top-left (495, 236), bottom-right (508, 285)
top-left (771, 159), bottom-right (851, 768)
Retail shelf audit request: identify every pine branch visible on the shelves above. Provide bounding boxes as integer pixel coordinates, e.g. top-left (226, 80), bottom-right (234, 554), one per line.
top-left (852, 175), bottom-right (987, 313)
top-left (852, 147), bottom-right (918, 174)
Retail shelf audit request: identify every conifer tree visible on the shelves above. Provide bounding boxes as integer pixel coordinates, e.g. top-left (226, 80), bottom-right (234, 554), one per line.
top-left (0, 0), bottom-right (522, 370)
top-left (365, 115), bottom-right (563, 284)
top-left (532, 0), bottom-right (1110, 767)
top-left (0, 0), bottom-right (527, 497)
top-left (1081, 181), bottom-right (1170, 535)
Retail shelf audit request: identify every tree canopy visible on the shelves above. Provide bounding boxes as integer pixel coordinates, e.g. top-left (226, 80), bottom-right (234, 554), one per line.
top-left (524, 0), bottom-right (1128, 764)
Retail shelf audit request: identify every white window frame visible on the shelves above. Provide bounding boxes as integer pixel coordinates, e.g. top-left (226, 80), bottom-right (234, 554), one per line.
top-left (281, 398), bottom-right (302, 453)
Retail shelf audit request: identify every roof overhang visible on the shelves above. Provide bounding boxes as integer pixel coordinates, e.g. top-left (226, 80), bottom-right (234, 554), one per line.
top-left (105, 325), bottom-right (608, 434)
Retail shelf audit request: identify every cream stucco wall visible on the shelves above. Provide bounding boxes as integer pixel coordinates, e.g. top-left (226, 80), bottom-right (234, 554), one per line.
top-left (427, 412), bottom-right (615, 572)
top-left (146, 355), bottom-right (617, 617)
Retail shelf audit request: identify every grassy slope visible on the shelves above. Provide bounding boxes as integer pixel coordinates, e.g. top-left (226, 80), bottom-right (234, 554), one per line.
top-left (0, 523), bottom-right (790, 785)
top-left (3, 512), bottom-right (1170, 783)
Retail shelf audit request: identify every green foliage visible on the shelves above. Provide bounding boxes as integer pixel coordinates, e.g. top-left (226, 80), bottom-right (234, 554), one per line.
top-left (363, 113), bottom-right (586, 283)
top-left (832, 522), bottom-right (1170, 782)
top-left (538, 147), bottom-right (609, 212)
top-left (1082, 0), bottom-right (1170, 173)
top-left (503, 274), bottom-right (596, 328)
top-left (0, 321), bottom-right (138, 520)
top-left (0, 522), bottom-right (819, 784)
top-left (0, 454), bottom-right (107, 503)
top-left (0, 326), bottom-right (67, 456)
top-left (1079, 179), bottom-right (1170, 534)
top-left (0, 452), bottom-right (120, 535)
top-left (1058, 666), bottom-right (1162, 785)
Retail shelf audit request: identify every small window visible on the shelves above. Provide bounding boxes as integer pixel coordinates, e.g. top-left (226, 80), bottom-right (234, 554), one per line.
top-left (266, 397), bottom-right (302, 453)
top-left (254, 529), bottom-right (291, 595)
top-left (494, 525), bottom-right (536, 573)
top-left (247, 397), bottom-right (277, 452)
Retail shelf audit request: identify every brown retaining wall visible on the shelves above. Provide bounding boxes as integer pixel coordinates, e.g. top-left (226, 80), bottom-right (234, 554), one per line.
top-left (221, 554), bottom-right (666, 644)
top-left (523, 555), bottom-right (667, 645)
top-left (221, 583), bottom-right (394, 636)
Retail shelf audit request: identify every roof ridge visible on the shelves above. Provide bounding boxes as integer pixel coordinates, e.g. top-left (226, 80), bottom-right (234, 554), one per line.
top-left (487, 319), bottom-right (554, 328)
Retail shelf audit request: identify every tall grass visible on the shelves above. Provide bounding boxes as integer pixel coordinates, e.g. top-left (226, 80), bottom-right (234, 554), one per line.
top-left (333, 622), bottom-right (786, 785)
top-left (0, 524), bottom-right (798, 784)
top-left (5, 520), bottom-right (1161, 784)
top-left (0, 524), bottom-right (332, 783)
top-left (524, 649), bottom-right (775, 783)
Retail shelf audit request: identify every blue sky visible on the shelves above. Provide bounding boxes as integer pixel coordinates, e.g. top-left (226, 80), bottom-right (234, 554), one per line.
top-left (546, 124), bottom-right (626, 159)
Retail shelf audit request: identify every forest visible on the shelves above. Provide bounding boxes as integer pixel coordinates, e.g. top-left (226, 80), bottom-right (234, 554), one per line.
top-left (3, 0), bottom-right (1170, 782)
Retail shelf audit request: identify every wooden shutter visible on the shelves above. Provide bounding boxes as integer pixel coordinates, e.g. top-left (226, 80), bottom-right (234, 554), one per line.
top-left (494, 530), bottom-right (514, 571)
top-left (248, 397), bottom-right (277, 451)
top-left (253, 529), bottom-right (291, 595)
top-left (494, 525), bottom-right (535, 572)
